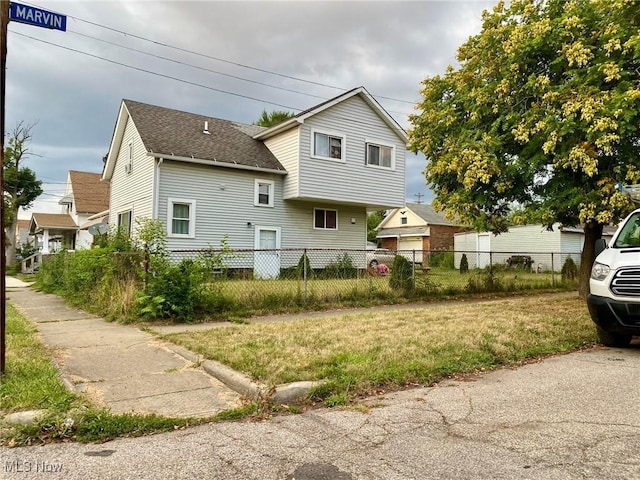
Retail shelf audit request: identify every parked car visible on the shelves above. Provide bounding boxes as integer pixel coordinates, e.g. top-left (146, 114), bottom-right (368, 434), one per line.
top-left (366, 245), bottom-right (397, 268)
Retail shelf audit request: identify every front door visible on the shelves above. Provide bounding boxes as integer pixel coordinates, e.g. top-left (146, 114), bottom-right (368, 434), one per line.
top-left (254, 226), bottom-right (281, 279)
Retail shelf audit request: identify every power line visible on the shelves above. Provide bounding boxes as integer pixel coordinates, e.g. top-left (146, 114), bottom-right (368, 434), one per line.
top-left (67, 29), bottom-right (327, 103)
top-left (21, 1), bottom-right (416, 106)
top-left (11, 31), bottom-right (305, 111)
top-left (12, 31), bottom-right (413, 119)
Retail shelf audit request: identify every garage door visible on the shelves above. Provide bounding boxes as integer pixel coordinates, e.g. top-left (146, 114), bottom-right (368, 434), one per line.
top-left (398, 237), bottom-right (423, 263)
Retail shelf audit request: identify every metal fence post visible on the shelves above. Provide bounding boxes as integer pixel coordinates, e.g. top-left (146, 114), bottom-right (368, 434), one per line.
top-left (489, 251), bottom-right (493, 273)
top-left (412, 249), bottom-right (416, 281)
top-left (551, 253), bottom-right (555, 286)
top-left (303, 248), bottom-right (308, 301)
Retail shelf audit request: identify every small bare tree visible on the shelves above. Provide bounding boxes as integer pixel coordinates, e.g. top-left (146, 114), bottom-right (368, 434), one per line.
top-left (4, 121), bottom-right (43, 265)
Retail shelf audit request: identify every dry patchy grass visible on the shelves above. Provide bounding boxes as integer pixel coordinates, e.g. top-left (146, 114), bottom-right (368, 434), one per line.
top-left (163, 293), bottom-right (595, 399)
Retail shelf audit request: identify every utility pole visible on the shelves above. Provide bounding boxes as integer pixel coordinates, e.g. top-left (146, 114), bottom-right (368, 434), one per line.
top-left (414, 192), bottom-right (424, 204)
top-left (1, 0), bottom-right (8, 375)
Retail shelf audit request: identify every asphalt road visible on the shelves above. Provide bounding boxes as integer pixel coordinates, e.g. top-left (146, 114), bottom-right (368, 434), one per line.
top-left (3, 344), bottom-right (640, 480)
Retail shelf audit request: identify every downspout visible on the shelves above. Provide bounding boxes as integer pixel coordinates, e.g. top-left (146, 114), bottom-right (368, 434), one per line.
top-left (152, 157), bottom-right (163, 220)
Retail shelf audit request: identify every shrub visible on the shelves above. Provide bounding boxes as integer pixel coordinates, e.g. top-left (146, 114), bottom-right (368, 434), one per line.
top-left (323, 253), bottom-right (357, 279)
top-left (390, 255), bottom-right (414, 291)
top-left (561, 256), bottom-right (578, 281)
top-left (460, 253), bottom-right (469, 273)
top-left (296, 252), bottom-right (314, 279)
top-left (139, 259), bottom-right (206, 321)
top-left (430, 251), bottom-right (454, 269)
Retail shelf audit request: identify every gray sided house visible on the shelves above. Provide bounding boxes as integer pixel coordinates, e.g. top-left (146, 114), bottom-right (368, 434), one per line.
top-left (102, 87), bottom-right (407, 277)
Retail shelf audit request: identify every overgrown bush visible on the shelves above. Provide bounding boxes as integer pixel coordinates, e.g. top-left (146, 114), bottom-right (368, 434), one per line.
top-left (460, 253), bottom-right (469, 273)
top-left (390, 255), bottom-right (414, 291)
top-left (561, 256), bottom-right (578, 281)
top-left (138, 259), bottom-right (207, 321)
top-left (430, 250), bottom-right (455, 269)
top-left (322, 253), bottom-right (357, 279)
top-left (296, 252), bottom-right (314, 279)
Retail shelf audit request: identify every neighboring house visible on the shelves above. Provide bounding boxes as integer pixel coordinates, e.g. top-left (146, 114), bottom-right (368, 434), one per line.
top-left (59, 170), bottom-right (110, 248)
top-left (454, 224), bottom-right (616, 271)
top-left (28, 213), bottom-right (78, 254)
top-left (376, 203), bottom-right (467, 263)
top-left (28, 170), bottom-right (110, 254)
top-left (15, 219), bottom-right (33, 253)
top-left (102, 86), bottom-right (407, 277)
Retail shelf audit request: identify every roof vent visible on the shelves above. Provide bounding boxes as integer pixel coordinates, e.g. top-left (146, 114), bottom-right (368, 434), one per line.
top-left (203, 121), bottom-right (210, 135)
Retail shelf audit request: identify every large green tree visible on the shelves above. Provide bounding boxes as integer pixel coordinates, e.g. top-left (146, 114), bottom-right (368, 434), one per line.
top-left (4, 122), bottom-right (43, 266)
top-left (254, 109), bottom-right (295, 128)
top-left (408, 0), bottom-right (640, 298)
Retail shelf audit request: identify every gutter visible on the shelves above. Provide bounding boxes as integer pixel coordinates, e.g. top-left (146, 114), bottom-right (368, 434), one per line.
top-left (147, 152), bottom-right (287, 176)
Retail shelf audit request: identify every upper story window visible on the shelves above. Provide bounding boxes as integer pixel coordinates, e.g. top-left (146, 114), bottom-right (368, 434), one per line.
top-left (254, 179), bottom-right (274, 208)
top-left (312, 130), bottom-right (345, 162)
top-left (314, 208), bottom-right (338, 230)
top-left (117, 210), bottom-right (132, 236)
top-left (366, 141), bottom-right (394, 169)
top-left (168, 198), bottom-right (196, 238)
top-left (401, 217), bottom-right (408, 225)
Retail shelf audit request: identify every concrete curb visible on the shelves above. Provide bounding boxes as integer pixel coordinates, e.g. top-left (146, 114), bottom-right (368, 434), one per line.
top-left (48, 354), bottom-right (78, 393)
top-left (166, 344), bottom-right (323, 404)
top-left (202, 360), bottom-right (266, 401)
top-left (3, 409), bottom-right (48, 426)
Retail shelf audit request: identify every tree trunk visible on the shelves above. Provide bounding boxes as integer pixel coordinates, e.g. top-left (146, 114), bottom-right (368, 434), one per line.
top-left (579, 221), bottom-right (603, 299)
top-left (5, 218), bottom-right (17, 266)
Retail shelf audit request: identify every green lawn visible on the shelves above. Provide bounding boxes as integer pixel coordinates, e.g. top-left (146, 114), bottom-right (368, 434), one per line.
top-left (163, 293), bottom-right (596, 403)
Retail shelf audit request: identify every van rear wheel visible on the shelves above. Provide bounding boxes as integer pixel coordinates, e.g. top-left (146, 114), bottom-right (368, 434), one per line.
top-left (596, 326), bottom-right (632, 348)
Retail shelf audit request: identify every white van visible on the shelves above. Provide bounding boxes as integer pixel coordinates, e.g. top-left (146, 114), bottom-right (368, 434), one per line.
top-left (588, 208), bottom-right (640, 347)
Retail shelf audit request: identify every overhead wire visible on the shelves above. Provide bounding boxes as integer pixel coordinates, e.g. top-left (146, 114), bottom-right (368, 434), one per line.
top-left (11, 31), bottom-right (306, 111)
top-left (20, 0), bottom-right (417, 106)
top-left (11, 30), bottom-right (414, 119)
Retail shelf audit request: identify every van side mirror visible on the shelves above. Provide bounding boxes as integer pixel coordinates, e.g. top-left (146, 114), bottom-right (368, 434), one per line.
top-left (595, 238), bottom-right (607, 257)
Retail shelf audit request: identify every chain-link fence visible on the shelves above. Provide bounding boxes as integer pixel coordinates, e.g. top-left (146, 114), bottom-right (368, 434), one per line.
top-left (166, 248), bottom-right (581, 308)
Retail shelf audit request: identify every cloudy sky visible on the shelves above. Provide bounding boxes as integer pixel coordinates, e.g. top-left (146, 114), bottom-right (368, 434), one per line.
top-left (6, 0), bottom-right (494, 218)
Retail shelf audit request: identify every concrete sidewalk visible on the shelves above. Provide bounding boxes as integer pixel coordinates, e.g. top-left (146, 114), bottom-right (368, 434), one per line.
top-left (6, 282), bottom-right (243, 418)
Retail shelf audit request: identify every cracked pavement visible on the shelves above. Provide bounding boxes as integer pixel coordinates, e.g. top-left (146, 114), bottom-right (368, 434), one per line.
top-left (4, 345), bottom-right (640, 479)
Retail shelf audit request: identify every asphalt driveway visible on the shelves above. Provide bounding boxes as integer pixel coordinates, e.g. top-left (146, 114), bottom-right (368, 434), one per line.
top-left (3, 343), bottom-right (640, 480)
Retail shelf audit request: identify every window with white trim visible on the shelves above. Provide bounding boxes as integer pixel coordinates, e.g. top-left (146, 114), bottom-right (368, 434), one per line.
top-left (117, 210), bottom-right (132, 236)
top-left (312, 130), bottom-right (345, 161)
top-left (366, 142), bottom-right (394, 169)
top-left (254, 179), bottom-right (274, 207)
top-left (167, 198), bottom-right (196, 238)
top-left (314, 208), bottom-right (338, 230)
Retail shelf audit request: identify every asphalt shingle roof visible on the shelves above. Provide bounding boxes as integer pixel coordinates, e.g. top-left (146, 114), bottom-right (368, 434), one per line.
top-left (123, 100), bottom-right (285, 172)
top-left (30, 213), bottom-right (77, 231)
top-left (406, 203), bottom-right (457, 226)
top-left (69, 170), bottom-right (110, 214)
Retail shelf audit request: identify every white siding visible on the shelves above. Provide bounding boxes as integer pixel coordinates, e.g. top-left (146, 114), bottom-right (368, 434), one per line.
top-left (263, 127), bottom-right (300, 199)
top-left (157, 161), bottom-right (367, 255)
top-left (107, 117), bottom-right (155, 234)
top-left (454, 225), bottom-right (585, 271)
top-left (454, 232), bottom-right (479, 269)
top-left (296, 95), bottom-right (405, 209)
top-left (74, 213), bottom-right (94, 250)
top-left (559, 232), bottom-right (583, 269)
